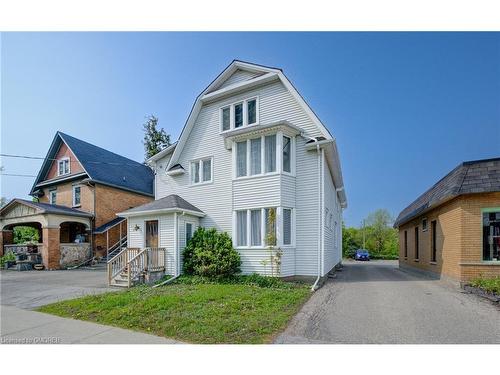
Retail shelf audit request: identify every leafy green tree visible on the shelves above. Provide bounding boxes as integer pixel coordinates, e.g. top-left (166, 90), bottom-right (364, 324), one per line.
top-left (342, 209), bottom-right (399, 259)
top-left (13, 226), bottom-right (39, 244)
top-left (342, 222), bottom-right (361, 258)
top-left (0, 197), bottom-right (7, 208)
top-left (142, 115), bottom-right (171, 161)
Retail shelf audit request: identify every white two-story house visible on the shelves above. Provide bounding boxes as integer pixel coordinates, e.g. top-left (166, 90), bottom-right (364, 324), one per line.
top-left (118, 60), bottom-right (347, 281)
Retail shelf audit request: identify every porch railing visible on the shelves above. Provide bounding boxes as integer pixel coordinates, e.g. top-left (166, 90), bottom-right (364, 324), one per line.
top-left (107, 247), bottom-right (166, 287)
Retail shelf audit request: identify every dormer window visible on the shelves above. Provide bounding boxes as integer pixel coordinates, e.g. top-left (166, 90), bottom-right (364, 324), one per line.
top-left (57, 157), bottom-right (70, 176)
top-left (220, 97), bottom-right (259, 132)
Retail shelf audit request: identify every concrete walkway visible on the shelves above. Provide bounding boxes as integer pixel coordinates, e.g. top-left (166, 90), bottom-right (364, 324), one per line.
top-left (276, 260), bottom-right (500, 344)
top-left (0, 268), bottom-right (181, 344)
top-left (1, 305), bottom-right (180, 344)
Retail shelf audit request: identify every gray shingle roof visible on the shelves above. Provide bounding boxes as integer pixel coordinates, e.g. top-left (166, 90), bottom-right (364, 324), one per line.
top-left (119, 194), bottom-right (203, 215)
top-left (395, 157), bottom-right (500, 227)
top-left (1, 199), bottom-right (93, 218)
top-left (30, 132), bottom-right (154, 197)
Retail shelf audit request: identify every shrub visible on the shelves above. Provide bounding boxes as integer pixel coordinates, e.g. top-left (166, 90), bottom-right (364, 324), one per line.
top-left (182, 227), bottom-right (241, 278)
top-left (470, 276), bottom-right (500, 295)
top-left (0, 251), bottom-right (16, 267)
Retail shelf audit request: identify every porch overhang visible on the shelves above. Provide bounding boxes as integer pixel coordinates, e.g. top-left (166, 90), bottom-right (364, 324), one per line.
top-left (117, 207), bottom-right (205, 218)
top-left (0, 198), bottom-right (93, 230)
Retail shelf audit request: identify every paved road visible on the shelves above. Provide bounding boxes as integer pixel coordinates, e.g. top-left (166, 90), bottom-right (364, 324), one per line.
top-left (0, 268), bottom-right (180, 344)
top-left (276, 260), bottom-right (500, 344)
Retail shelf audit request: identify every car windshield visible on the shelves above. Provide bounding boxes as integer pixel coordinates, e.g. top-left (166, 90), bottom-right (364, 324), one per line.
top-left (357, 250), bottom-right (369, 255)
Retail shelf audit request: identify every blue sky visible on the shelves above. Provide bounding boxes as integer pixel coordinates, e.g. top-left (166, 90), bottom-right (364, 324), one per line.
top-left (1, 32), bottom-right (499, 226)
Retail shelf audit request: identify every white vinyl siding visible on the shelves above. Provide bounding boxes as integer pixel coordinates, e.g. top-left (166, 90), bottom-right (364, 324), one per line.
top-left (323, 155), bottom-right (342, 274)
top-left (217, 69), bottom-right (262, 90)
top-left (153, 78), bottom-right (339, 276)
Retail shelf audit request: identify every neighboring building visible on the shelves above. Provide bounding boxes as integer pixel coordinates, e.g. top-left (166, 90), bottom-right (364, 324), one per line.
top-left (118, 60), bottom-right (347, 281)
top-left (395, 157), bottom-right (500, 282)
top-left (0, 132), bottom-right (154, 269)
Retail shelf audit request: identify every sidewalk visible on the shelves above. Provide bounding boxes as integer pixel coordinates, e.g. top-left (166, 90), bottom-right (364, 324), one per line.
top-left (1, 305), bottom-right (181, 344)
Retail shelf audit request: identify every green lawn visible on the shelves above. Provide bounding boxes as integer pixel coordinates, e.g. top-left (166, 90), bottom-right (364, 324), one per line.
top-left (37, 277), bottom-right (311, 344)
top-left (469, 276), bottom-right (500, 295)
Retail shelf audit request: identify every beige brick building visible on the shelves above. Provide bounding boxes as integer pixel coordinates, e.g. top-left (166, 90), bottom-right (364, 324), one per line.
top-left (395, 158), bottom-right (500, 282)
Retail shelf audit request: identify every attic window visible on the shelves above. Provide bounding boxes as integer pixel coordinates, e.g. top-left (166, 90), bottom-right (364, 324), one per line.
top-left (58, 158), bottom-right (70, 176)
top-left (220, 97), bottom-right (259, 133)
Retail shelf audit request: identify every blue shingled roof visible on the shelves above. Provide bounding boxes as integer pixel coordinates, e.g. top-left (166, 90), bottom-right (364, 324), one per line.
top-left (30, 132), bottom-right (154, 197)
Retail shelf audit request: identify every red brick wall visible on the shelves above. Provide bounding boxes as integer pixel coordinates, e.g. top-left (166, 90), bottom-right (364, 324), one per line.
top-left (45, 142), bottom-right (85, 180)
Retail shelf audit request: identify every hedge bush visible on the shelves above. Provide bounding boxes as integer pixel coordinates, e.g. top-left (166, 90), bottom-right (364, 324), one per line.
top-left (182, 227), bottom-right (241, 278)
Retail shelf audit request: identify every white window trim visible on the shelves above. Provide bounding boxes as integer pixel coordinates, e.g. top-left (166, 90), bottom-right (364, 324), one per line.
top-left (72, 185), bottom-right (81, 207)
top-left (422, 217), bottom-right (428, 232)
top-left (234, 206), bottom-right (295, 249)
top-left (57, 157), bottom-right (70, 176)
top-left (49, 189), bottom-right (57, 204)
top-left (189, 156), bottom-right (214, 186)
top-left (220, 96), bottom-right (260, 133)
top-left (233, 133), bottom-right (295, 180)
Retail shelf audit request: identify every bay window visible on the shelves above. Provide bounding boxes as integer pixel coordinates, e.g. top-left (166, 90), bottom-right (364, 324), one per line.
top-left (235, 207), bottom-right (294, 248)
top-left (283, 208), bottom-right (292, 245)
top-left (264, 135), bottom-right (276, 173)
top-left (190, 157), bottom-right (213, 185)
top-left (234, 132), bottom-right (294, 178)
top-left (250, 209), bottom-right (262, 246)
top-left (250, 138), bottom-right (261, 175)
top-left (237, 211), bottom-right (247, 247)
top-left (236, 141), bottom-right (247, 177)
top-left (220, 97), bottom-right (259, 132)
top-left (283, 136), bottom-right (291, 173)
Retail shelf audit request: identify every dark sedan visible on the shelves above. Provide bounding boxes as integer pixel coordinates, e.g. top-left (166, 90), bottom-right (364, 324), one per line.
top-left (354, 249), bottom-right (370, 261)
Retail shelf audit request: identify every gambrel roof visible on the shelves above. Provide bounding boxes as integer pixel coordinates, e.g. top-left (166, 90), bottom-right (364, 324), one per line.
top-left (395, 157), bottom-right (500, 227)
top-left (150, 60), bottom-right (347, 207)
top-left (30, 132), bottom-right (154, 197)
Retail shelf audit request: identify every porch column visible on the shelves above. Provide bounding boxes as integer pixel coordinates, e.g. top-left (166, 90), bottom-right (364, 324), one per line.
top-left (42, 226), bottom-right (61, 270)
top-left (0, 230), bottom-right (14, 257)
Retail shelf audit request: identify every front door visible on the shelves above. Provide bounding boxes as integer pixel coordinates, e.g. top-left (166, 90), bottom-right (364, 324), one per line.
top-left (145, 220), bottom-right (159, 248)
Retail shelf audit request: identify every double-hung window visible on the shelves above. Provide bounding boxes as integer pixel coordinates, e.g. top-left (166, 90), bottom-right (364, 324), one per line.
top-left (220, 97), bottom-right (258, 132)
top-left (264, 135), bottom-right (276, 173)
top-left (236, 141), bottom-right (247, 177)
top-left (72, 185), bottom-right (81, 207)
top-left (282, 136), bottom-right (291, 173)
top-left (236, 207), bottom-right (293, 248)
top-left (190, 157), bottom-right (212, 185)
top-left (49, 190), bottom-right (57, 204)
top-left (414, 226), bottom-right (419, 260)
top-left (283, 208), bottom-right (292, 246)
top-left (250, 138), bottom-right (261, 175)
top-left (58, 158), bottom-right (70, 176)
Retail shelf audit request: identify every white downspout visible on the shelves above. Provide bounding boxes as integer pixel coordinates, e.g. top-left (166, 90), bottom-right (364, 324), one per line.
top-left (301, 132), bottom-right (322, 292)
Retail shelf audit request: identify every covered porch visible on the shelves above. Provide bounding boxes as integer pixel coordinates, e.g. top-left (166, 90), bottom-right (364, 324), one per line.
top-left (0, 199), bottom-right (93, 270)
top-left (110, 194), bottom-right (205, 286)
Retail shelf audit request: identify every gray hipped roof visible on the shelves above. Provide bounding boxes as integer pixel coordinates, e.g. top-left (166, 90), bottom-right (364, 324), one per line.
top-left (395, 157), bottom-right (500, 227)
top-left (119, 194), bottom-right (203, 215)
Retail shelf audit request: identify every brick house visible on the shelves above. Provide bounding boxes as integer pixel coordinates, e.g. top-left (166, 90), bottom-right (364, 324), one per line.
top-left (0, 132), bottom-right (154, 269)
top-left (395, 157), bottom-right (500, 282)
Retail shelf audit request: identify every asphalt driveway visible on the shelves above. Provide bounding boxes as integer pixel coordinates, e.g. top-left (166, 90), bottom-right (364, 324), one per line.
top-left (0, 267), bottom-right (180, 343)
top-left (276, 260), bottom-right (500, 344)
